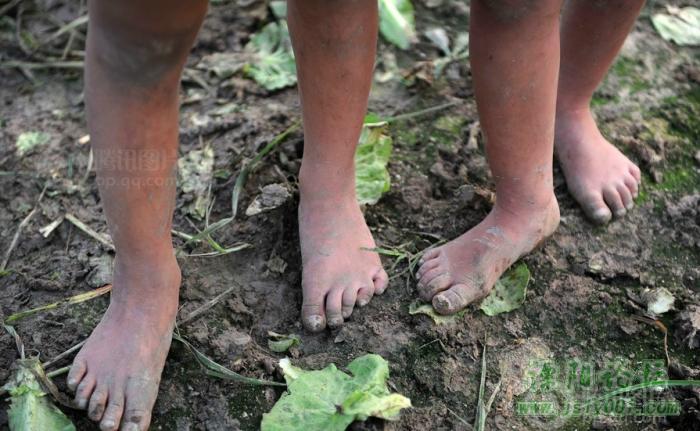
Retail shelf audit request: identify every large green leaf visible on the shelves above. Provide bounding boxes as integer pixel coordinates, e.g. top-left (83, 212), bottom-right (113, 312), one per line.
top-left (378, 0), bottom-right (416, 50)
top-left (355, 118), bottom-right (393, 205)
top-left (479, 263), bottom-right (530, 316)
top-left (2, 359), bottom-right (75, 431)
top-left (261, 354), bottom-right (411, 431)
top-left (244, 20), bottom-right (297, 90)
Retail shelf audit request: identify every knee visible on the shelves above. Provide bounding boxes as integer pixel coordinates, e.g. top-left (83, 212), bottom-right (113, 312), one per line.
top-left (88, 2), bottom-right (205, 86)
top-left (476, 0), bottom-right (556, 21)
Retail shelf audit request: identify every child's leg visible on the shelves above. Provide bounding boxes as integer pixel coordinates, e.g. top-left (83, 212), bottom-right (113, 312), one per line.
top-left (287, 0), bottom-right (388, 332)
top-left (66, 1), bottom-right (206, 430)
top-left (416, 0), bottom-right (562, 314)
top-left (556, 0), bottom-right (644, 223)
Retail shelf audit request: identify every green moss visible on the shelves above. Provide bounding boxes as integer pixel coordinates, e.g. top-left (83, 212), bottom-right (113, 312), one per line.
top-left (610, 57), bottom-right (650, 95)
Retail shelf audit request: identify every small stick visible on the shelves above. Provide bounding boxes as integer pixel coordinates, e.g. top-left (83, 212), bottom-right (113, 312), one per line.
top-left (1, 185), bottom-right (47, 272)
top-left (46, 365), bottom-right (70, 379)
top-left (65, 213), bottom-right (115, 250)
top-left (43, 340), bottom-right (86, 369)
top-left (178, 285), bottom-right (237, 326)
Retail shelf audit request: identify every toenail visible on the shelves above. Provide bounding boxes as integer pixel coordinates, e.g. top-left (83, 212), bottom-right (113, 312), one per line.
top-left (615, 208), bottom-right (626, 217)
top-left (100, 420), bottom-right (115, 430)
top-left (305, 315), bottom-right (324, 331)
top-left (76, 398), bottom-right (88, 409)
top-left (433, 294), bottom-right (451, 312)
top-left (357, 298), bottom-right (369, 307)
top-left (327, 317), bottom-right (343, 328)
top-left (124, 423), bottom-right (140, 431)
top-left (626, 202), bottom-right (633, 210)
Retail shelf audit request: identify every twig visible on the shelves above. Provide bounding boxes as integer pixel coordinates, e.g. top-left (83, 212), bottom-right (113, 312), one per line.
top-left (42, 340), bottom-right (86, 369)
top-left (177, 285), bottom-right (237, 326)
top-left (65, 213), bottom-right (115, 250)
top-left (0, 60), bottom-right (84, 70)
top-left (365, 100), bottom-right (462, 127)
top-left (46, 365), bottom-right (70, 379)
top-left (6, 285), bottom-right (112, 324)
top-left (1, 185), bottom-right (47, 272)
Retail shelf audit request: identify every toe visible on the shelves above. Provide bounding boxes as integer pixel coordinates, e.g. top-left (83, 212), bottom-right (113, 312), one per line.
top-left (301, 287), bottom-right (326, 332)
top-left (432, 282), bottom-right (482, 315)
top-left (419, 272), bottom-right (452, 301)
top-left (419, 247), bottom-right (440, 264)
top-left (122, 376), bottom-right (158, 431)
top-left (88, 384), bottom-right (109, 421)
top-left (74, 374), bottom-right (96, 410)
top-left (100, 389), bottom-right (124, 431)
top-left (416, 258), bottom-right (440, 278)
top-left (629, 164), bottom-right (641, 183)
top-left (372, 268), bottom-right (389, 295)
top-left (603, 186), bottom-right (626, 218)
top-left (624, 174), bottom-right (639, 199)
top-left (325, 287), bottom-right (345, 328)
top-left (616, 183), bottom-right (633, 212)
top-left (579, 192), bottom-right (612, 224)
top-left (67, 357), bottom-right (87, 391)
top-left (341, 285), bottom-right (359, 319)
top-left (356, 284), bottom-right (375, 307)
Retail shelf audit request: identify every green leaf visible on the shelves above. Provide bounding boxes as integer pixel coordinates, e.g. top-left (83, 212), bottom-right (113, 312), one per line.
top-left (651, 7), bottom-right (700, 46)
top-left (178, 145), bottom-right (214, 219)
top-left (479, 263), bottom-right (530, 316)
top-left (268, 331), bottom-right (301, 353)
top-left (262, 354), bottom-right (411, 431)
top-left (244, 21), bottom-right (297, 90)
top-left (2, 359), bottom-right (75, 431)
top-left (269, 1), bottom-right (287, 19)
top-left (378, 0), bottom-right (416, 50)
top-left (16, 132), bottom-right (50, 157)
top-left (355, 120), bottom-right (393, 205)
top-left (408, 302), bottom-right (466, 325)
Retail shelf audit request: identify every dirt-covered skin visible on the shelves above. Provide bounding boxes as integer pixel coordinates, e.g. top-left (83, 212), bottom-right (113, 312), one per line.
top-left (66, 256), bottom-right (180, 431)
top-left (1, 1), bottom-right (699, 430)
top-left (417, 198), bottom-right (559, 314)
top-left (555, 107), bottom-right (642, 223)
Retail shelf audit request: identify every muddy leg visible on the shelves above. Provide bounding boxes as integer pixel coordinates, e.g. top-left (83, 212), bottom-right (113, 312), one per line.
top-left (66, 1), bottom-right (207, 430)
top-left (416, 0), bottom-right (562, 314)
top-left (556, 0), bottom-right (644, 223)
top-left (287, 0), bottom-right (388, 332)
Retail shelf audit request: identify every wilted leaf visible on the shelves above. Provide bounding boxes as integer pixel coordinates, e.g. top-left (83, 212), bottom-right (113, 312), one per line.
top-left (355, 117), bottom-right (393, 205)
top-left (261, 354), bottom-right (411, 431)
top-left (197, 52), bottom-right (247, 79)
top-left (244, 21), bottom-right (297, 90)
top-left (178, 146), bottom-right (214, 219)
top-left (16, 132), bottom-right (50, 157)
top-left (651, 7), bottom-right (700, 46)
top-left (267, 331), bottom-right (300, 353)
top-left (408, 302), bottom-right (466, 325)
top-left (378, 0), bottom-right (416, 50)
top-left (246, 184), bottom-right (291, 216)
top-left (2, 358), bottom-right (75, 431)
top-left (480, 263), bottom-right (530, 316)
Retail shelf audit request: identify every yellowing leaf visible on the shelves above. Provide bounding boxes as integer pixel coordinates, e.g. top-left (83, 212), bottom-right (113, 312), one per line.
top-left (262, 354), bottom-right (411, 431)
top-left (16, 132), bottom-right (50, 157)
top-left (355, 118), bottom-right (393, 205)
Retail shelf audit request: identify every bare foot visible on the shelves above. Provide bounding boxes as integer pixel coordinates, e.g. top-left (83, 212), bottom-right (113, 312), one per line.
top-left (67, 254), bottom-right (180, 431)
top-left (555, 107), bottom-right (641, 224)
top-left (298, 176), bottom-right (388, 332)
top-left (416, 197), bottom-right (559, 315)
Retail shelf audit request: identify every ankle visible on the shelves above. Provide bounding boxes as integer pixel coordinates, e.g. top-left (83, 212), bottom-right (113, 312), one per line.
top-left (298, 160), bottom-right (356, 203)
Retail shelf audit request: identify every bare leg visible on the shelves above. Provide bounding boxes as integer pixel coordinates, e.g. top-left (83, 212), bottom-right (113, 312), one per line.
top-left (66, 1), bottom-right (206, 430)
top-left (556, 0), bottom-right (644, 223)
top-left (416, 0), bottom-right (562, 314)
top-left (287, 0), bottom-right (388, 332)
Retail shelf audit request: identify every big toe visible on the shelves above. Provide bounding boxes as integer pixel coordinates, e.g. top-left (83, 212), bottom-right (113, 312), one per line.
top-left (432, 283), bottom-right (482, 315)
top-left (578, 192), bottom-right (613, 225)
top-left (121, 377), bottom-right (158, 431)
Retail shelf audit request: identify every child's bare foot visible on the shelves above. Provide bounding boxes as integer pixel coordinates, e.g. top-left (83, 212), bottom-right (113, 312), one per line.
top-left (555, 107), bottom-right (641, 224)
top-left (298, 168), bottom-right (388, 332)
top-left (67, 253), bottom-right (180, 431)
top-left (416, 196), bottom-right (559, 315)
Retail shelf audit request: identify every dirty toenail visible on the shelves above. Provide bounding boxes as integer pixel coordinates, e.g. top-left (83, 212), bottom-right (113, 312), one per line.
top-left (76, 398), bottom-right (88, 409)
top-left (327, 317), bottom-right (343, 328)
top-left (100, 420), bottom-right (115, 430)
top-left (626, 202), bottom-right (633, 210)
top-left (357, 298), bottom-right (369, 307)
top-left (305, 315), bottom-right (324, 331)
top-left (615, 208), bottom-right (626, 217)
top-left (124, 423), bottom-right (140, 431)
top-left (433, 294), bottom-right (450, 312)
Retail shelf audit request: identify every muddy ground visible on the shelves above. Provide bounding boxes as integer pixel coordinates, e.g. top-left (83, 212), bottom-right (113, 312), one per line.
top-left (1, 1), bottom-right (699, 430)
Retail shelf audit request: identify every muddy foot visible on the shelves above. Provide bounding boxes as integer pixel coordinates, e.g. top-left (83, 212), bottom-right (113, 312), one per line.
top-left (555, 107), bottom-right (641, 224)
top-left (298, 183), bottom-right (388, 332)
top-left (416, 197), bottom-right (560, 315)
top-left (67, 255), bottom-right (180, 431)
